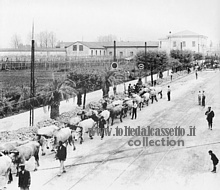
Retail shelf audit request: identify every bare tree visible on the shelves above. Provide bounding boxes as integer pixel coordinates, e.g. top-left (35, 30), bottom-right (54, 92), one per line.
top-left (42, 31), bottom-right (49, 48)
top-left (97, 34), bottom-right (118, 42)
top-left (11, 34), bottom-right (22, 48)
top-left (49, 32), bottom-right (57, 48)
top-left (37, 32), bottom-right (44, 48)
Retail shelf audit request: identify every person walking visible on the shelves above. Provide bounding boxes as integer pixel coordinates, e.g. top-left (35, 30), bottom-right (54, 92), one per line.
top-left (56, 141), bottom-right (67, 176)
top-left (195, 70), bottom-right (198, 79)
top-left (198, 91), bottom-right (202, 105)
top-left (151, 89), bottom-right (158, 104)
top-left (131, 100), bottom-right (137, 119)
top-left (167, 86), bottom-right (171, 101)
top-left (188, 67), bottom-right (191, 74)
top-left (128, 84), bottom-right (132, 97)
top-left (113, 85), bottom-right (117, 95)
top-left (170, 70), bottom-right (173, 81)
top-left (208, 150), bottom-right (219, 173)
top-left (205, 107), bottom-right (215, 130)
top-left (202, 91), bottom-right (206, 107)
top-left (99, 116), bottom-right (106, 140)
top-left (80, 111), bottom-right (87, 120)
top-left (18, 164), bottom-right (31, 190)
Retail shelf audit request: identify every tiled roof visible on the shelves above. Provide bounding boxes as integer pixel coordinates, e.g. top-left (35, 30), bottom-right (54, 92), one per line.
top-left (102, 41), bottom-right (159, 47)
top-left (77, 42), bottom-right (105, 49)
top-left (171, 30), bottom-right (207, 38)
top-left (58, 42), bottom-right (74, 48)
top-left (67, 41), bottom-right (159, 48)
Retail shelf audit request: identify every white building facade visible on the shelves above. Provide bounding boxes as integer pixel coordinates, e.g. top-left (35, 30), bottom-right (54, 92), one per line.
top-left (159, 30), bottom-right (208, 55)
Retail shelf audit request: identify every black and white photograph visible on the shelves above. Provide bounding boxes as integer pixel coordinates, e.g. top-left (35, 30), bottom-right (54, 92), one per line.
top-left (0, 0), bottom-right (220, 190)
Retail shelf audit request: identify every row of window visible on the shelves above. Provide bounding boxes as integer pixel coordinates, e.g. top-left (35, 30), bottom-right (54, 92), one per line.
top-left (173, 41), bottom-right (196, 48)
top-left (91, 50), bottom-right (106, 56)
top-left (108, 52), bottom-right (133, 56)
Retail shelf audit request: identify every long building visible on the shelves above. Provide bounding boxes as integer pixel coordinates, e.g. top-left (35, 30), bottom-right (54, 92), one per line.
top-left (0, 41), bottom-right (159, 59)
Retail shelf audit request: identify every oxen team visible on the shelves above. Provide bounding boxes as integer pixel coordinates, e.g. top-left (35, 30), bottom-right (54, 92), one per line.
top-left (0, 84), bottom-right (162, 189)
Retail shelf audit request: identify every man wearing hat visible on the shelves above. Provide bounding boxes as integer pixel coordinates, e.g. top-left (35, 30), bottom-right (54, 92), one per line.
top-left (208, 150), bottom-right (219, 173)
top-left (56, 141), bottom-right (67, 176)
top-left (18, 164), bottom-right (31, 190)
top-left (205, 107), bottom-right (215, 130)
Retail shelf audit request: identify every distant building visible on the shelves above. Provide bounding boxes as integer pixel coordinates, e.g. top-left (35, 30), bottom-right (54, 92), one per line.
top-left (0, 41), bottom-right (159, 59)
top-left (65, 41), bottom-right (106, 57)
top-left (0, 48), bottom-right (66, 59)
top-left (64, 41), bottom-right (159, 58)
top-left (159, 30), bottom-right (208, 55)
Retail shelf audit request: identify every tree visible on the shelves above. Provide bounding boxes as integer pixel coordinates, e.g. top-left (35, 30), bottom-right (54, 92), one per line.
top-left (170, 50), bottom-right (193, 67)
top-left (101, 68), bottom-right (124, 98)
top-left (43, 78), bottom-right (77, 119)
top-left (37, 32), bottom-right (44, 48)
top-left (49, 32), bottom-right (57, 48)
top-left (42, 31), bottom-right (49, 48)
top-left (193, 52), bottom-right (203, 61)
top-left (11, 34), bottom-right (22, 49)
top-left (167, 57), bottom-right (182, 72)
top-left (136, 51), bottom-right (168, 85)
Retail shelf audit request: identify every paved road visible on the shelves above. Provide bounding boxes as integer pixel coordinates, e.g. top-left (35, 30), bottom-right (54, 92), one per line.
top-left (3, 70), bottom-right (220, 190)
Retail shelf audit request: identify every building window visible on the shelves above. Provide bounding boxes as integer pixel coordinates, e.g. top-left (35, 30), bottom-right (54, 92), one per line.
top-left (104, 51), bottom-right (105, 55)
top-left (79, 45), bottom-right (83, 51)
top-left (120, 52), bottom-right (123, 57)
top-left (96, 50), bottom-right (97, 55)
top-left (109, 52), bottom-right (112, 56)
top-left (91, 50), bottom-right (93, 56)
top-left (130, 52), bottom-right (133, 56)
top-left (73, 45), bottom-right (77, 51)
top-left (173, 41), bottom-right (176, 47)
top-left (160, 41), bottom-right (162, 48)
top-left (182, 41), bottom-right (186, 47)
top-left (100, 50), bottom-right (101, 55)
top-left (192, 41), bottom-right (196, 47)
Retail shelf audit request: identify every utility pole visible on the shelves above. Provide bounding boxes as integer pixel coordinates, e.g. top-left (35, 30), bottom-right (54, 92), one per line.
top-left (151, 59), bottom-right (154, 86)
top-left (113, 41), bottom-right (116, 62)
top-left (145, 42), bottom-right (147, 80)
top-left (30, 22), bottom-right (35, 127)
top-left (83, 88), bottom-right (86, 109)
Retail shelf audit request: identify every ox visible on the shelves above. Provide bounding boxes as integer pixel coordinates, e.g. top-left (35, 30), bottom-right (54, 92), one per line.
top-left (0, 152), bottom-right (13, 189)
top-left (74, 118), bottom-right (97, 144)
top-left (123, 99), bottom-right (133, 117)
top-left (141, 92), bottom-right (150, 106)
top-left (36, 125), bottom-right (59, 155)
top-left (69, 116), bottom-right (81, 125)
top-left (10, 141), bottom-right (40, 176)
top-left (150, 86), bottom-right (163, 99)
top-left (0, 140), bottom-right (29, 153)
top-left (52, 128), bottom-right (76, 151)
top-left (108, 105), bottom-right (126, 126)
top-left (131, 94), bottom-right (144, 110)
top-left (99, 110), bottom-right (110, 127)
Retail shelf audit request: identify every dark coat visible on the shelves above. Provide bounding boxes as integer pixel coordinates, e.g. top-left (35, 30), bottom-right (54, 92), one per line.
top-left (102, 102), bottom-right (107, 109)
top-left (99, 118), bottom-right (106, 128)
top-left (56, 145), bottom-right (67, 161)
top-left (205, 110), bottom-right (215, 122)
top-left (210, 153), bottom-right (219, 165)
top-left (18, 170), bottom-right (31, 188)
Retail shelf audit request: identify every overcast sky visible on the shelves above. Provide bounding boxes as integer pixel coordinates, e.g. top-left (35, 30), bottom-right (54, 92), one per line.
top-left (0, 0), bottom-right (219, 48)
